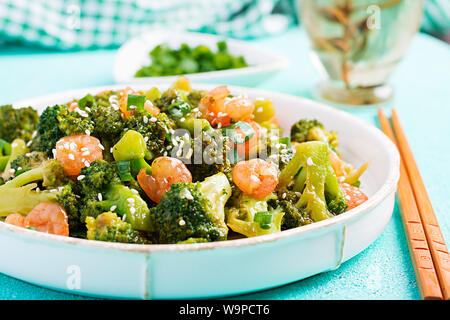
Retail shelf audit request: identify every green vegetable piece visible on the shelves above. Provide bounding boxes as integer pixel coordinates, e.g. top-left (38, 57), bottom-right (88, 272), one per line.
top-left (78, 94), bottom-right (96, 109)
top-left (223, 121), bottom-right (254, 145)
top-left (226, 194), bottom-right (284, 237)
top-left (0, 139), bottom-right (12, 156)
top-left (253, 99), bottom-right (275, 123)
top-left (2, 138), bottom-right (27, 180)
top-left (116, 160), bottom-right (133, 182)
top-left (127, 94), bottom-right (146, 111)
top-left (145, 87), bottom-right (162, 102)
top-left (279, 141), bottom-right (347, 222)
top-left (86, 211), bottom-right (150, 244)
top-left (130, 158), bottom-right (151, 176)
top-left (253, 211), bottom-right (274, 230)
top-left (167, 99), bottom-right (191, 119)
top-left (112, 130), bottom-right (147, 161)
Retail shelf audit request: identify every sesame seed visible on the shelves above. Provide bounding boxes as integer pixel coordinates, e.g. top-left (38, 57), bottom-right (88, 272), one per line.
top-left (282, 193), bottom-right (287, 199)
top-left (127, 198), bottom-right (135, 203)
top-left (98, 143), bottom-right (104, 150)
top-left (69, 142), bottom-right (77, 150)
top-left (68, 153), bottom-right (75, 160)
top-left (110, 205), bottom-right (117, 212)
top-left (26, 140), bottom-right (33, 147)
top-left (179, 219), bottom-right (186, 226)
top-left (84, 161), bottom-right (90, 167)
top-left (130, 207), bottom-right (136, 214)
top-left (131, 189), bottom-right (139, 194)
top-left (307, 157), bottom-right (314, 166)
top-left (11, 142), bottom-right (17, 148)
top-left (85, 129), bottom-right (91, 135)
top-left (143, 115), bottom-right (148, 123)
top-left (149, 117), bottom-right (157, 122)
top-left (77, 175), bottom-right (85, 181)
top-left (98, 193), bottom-right (102, 201)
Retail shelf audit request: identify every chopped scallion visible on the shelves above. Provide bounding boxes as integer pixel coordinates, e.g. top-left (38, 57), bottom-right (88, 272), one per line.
top-left (117, 160), bottom-right (133, 182)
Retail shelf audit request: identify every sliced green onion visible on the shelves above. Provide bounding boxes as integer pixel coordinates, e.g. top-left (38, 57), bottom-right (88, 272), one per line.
top-left (27, 227), bottom-right (37, 231)
top-left (130, 158), bottom-right (151, 177)
top-left (117, 160), bottom-right (133, 182)
top-left (127, 94), bottom-right (146, 112)
top-left (223, 121), bottom-right (254, 145)
top-left (254, 211), bottom-right (273, 230)
top-left (278, 137), bottom-right (291, 148)
top-left (227, 147), bottom-right (240, 165)
top-left (78, 94), bottom-right (96, 109)
top-left (167, 99), bottom-right (191, 118)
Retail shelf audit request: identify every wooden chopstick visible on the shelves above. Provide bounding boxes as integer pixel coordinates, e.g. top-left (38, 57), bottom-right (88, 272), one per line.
top-left (378, 109), bottom-right (443, 299)
top-left (391, 109), bottom-right (450, 300)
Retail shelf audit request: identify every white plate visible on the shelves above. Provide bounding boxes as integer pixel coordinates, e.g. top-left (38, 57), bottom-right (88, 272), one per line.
top-left (3, 84), bottom-right (400, 299)
top-left (113, 30), bottom-right (290, 86)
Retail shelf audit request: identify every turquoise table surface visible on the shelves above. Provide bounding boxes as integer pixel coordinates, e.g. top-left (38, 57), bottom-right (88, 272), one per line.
top-left (0, 27), bottom-right (449, 300)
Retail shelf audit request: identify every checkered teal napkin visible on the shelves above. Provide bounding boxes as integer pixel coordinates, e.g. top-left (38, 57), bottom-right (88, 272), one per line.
top-left (0, 0), bottom-right (296, 50)
top-left (0, 0), bottom-right (448, 50)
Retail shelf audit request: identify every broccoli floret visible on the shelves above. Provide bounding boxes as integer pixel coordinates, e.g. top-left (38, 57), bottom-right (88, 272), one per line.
top-left (290, 119), bottom-right (338, 149)
top-left (125, 110), bottom-right (176, 160)
top-left (56, 183), bottom-right (82, 234)
top-left (5, 159), bottom-right (70, 189)
top-left (270, 190), bottom-right (312, 230)
top-left (29, 105), bottom-right (64, 156)
top-left (0, 160), bottom-right (69, 216)
top-left (80, 183), bottom-right (154, 232)
top-left (0, 105), bottom-right (39, 143)
top-left (89, 92), bottom-right (126, 159)
top-left (279, 141), bottom-right (347, 222)
top-left (78, 159), bottom-right (120, 193)
top-left (30, 104), bottom-right (94, 156)
top-left (57, 106), bottom-right (95, 137)
top-left (226, 193), bottom-right (285, 238)
top-left (186, 90), bottom-right (204, 108)
top-left (86, 212), bottom-right (150, 244)
top-left (187, 129), bottom-right (232, 182)
top-left (151, 172), bottom-right (231, 244)
top-left (10, 151), bottom-right (48, 174)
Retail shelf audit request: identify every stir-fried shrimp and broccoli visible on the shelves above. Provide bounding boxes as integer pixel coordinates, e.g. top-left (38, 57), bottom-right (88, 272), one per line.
top-left (0, 77), bottom-right (369, 244)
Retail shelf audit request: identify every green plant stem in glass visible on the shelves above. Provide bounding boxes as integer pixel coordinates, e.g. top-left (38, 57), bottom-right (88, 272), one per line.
top-left (299, 0), bottom-right (423, 105)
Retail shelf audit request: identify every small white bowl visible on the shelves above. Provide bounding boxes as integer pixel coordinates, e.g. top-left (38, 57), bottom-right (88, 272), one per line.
top-left (4, 84), bottom-right (399, 299)
top-left (113, 30), bottom-right (290, 86)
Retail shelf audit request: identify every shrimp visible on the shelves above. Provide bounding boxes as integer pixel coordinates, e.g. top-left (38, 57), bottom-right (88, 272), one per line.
top-left (55, 134), bottom-right (103, 177)
top-left (24, 202), bottom-right (69, 236)
top-left (232, 158), bottom-right (279, 199)
top-left (199, 86), bottom-right (255, 128)
top-left (144, 100), bottom-right (160, 116)
top-left (340, 183), bottom-right (368, 211)
top-left (223, 97), bottom-right (255, 122)
top-left (137, 156), bottom-right (192, 203)
top-left (5, 213), bottom-right (25, 228)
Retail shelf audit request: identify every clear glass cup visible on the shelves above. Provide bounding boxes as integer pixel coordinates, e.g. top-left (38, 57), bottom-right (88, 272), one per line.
top-left (298, 0), bottom-right (424, 105)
